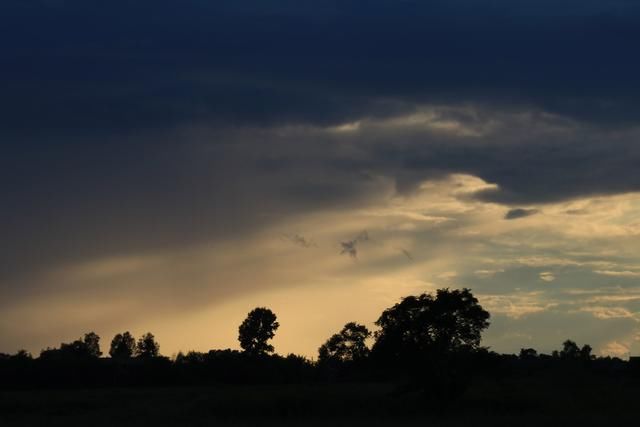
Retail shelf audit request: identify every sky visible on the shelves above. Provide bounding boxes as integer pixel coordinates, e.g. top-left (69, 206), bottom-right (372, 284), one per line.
top-left (2, 0), bottom-right (640, 359)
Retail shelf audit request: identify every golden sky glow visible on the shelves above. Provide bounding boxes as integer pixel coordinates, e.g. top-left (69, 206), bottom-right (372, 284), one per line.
top-left (4, 172), bottom-right (640, 359)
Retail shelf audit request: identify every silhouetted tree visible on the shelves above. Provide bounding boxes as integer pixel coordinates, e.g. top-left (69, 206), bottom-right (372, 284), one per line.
top-left (136, 332), bottom-right (160, 358)
top-left (13, 349), bottom-right (32, 361)
top-left (60, 340), bottom-right (90, 358)
top-left (561, 339), bottom-right (580, 359)
top-left (174, 351), bottom-right (207, 365)
top-left (519, 348), bottom-right (538, 359)
top-left (83, 332), bottom-right (102, 358)
top-left (373, 288), bottom-right (490, 361)
top-left (39, 333), bottom-right (102, 361)
top-left (318, 322), bottom-right (371, 363)
top-left (109, 332), bottom-right (136, 360)
top-left (580, 344), bottom-right (593, 361)
top-left (372, 288), bottom-right (490, 405)
top-left (559, 339), bottom-right (594, 362)
top-left (238, 307), bottom-right (279, 356)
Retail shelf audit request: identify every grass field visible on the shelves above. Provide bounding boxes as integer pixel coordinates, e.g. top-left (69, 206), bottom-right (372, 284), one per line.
top-left (1, 378), bottom-right (638, 426)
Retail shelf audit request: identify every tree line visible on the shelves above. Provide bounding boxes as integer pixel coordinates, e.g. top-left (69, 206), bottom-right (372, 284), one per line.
top-left (0, 288), bottom-right (636, 393)
top-left (35, 331), bottom-right (160, 362)
top-left (2, 288), bottom-right (490, 363)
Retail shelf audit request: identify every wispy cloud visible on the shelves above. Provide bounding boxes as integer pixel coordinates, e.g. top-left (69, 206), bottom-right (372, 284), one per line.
top-left (600, 341), bottom-right (631, 358)
top-left (578, 306), bottom-right (636, 320)
top-left (281, 233), bottom-right (316, 248)
top-left (593, 270), bottom-right (640, 278)
top-left (474, 269), bottom-right (505, 278)
top-left (539, 272), bottom-right (556, 282)
top-left (479, 293), bottom-right (558, 319)
top-left (398, 248), bottom-right (413, 261)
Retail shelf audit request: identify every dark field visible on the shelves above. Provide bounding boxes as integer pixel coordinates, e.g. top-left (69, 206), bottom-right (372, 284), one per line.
top-left (1, 377), bottom-right (638, 427)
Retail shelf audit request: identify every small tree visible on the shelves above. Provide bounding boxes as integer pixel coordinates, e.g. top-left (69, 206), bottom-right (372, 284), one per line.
top-left (136, 332), bottom-right (160, 358)
top-left (519, 348), bottom-right (538, 359)
top-left (580, 344), bottom-right (593, 361)
top-left (59, 339), bottom-right (91, 358)
top-left (559, 340), bottom-right (593, 362)
top-left (560, 340), bottom-right (580, 359)
top-left (40, 333), bottom-right (102, 361)
top-left (238, 307), bottom-right (279, 355)
top-left (13, 349), bottom-right (32, 361)
top-left (109, 332), bottom-right (136, 360)
top-left (83, 332), bottom-right (102, 358)
top-left (319, 322), bottom-right (371, 363)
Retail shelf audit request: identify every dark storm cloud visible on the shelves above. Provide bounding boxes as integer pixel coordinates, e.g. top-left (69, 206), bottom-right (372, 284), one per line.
top-left (0, 128), bottom-right (380, 289)
top-left (361, 118), bottom-right (640, 204)
top-left (2, 0), bottom-right (640, 286)
top-left (2, 0), bottom-right (640, 137)
top-left (504, 209), bottom-right (540, 220)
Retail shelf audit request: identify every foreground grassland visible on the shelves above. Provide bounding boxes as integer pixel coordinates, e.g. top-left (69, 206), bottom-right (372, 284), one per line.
top-left (1, 377), bottom-right (638, 427)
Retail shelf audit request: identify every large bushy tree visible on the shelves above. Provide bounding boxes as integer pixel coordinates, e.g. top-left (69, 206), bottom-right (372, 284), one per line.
top-left (319, 322), bottom-right (371, 363)
top-left (372, 288), bottom-right (490, 404)
top-left (238, 307), bottom-right (279, 355)
top-left (373, 288), bottom-right (490, 360)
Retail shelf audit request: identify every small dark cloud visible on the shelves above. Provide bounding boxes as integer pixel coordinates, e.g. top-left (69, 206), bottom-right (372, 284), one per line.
top-left (398, 248), bottom-right (413, 261)
top-left (504, 208), bottom-right (540, 220)
top-left (566, 209), bottom-right (589, 215)
top-left (355, 230), bottom-right (370, 243)
top-left (340, 230), bottom-right (370, 259)
top-left (281, 233), bottom-right (316, 248)
top-left (340, 241), bottom-right (358, 259)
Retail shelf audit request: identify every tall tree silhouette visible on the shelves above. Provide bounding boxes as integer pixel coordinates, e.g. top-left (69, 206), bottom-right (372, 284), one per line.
top-left (136, 332), bottom-right (160, 358)
top-left (319, 322), bottom-right (371, 363)
top-left (109, 332), bottom-right (136, 360)
top-left (580, 344), bottom-right (593, 361)
top-left (373, 288), bottom-right (490, 360)
top-left (83, 332), bottom-right (102, 358)
top-left (560, 339), bottom-right (580, 359)
top-left (238, 307), bottom-right (279, 356)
